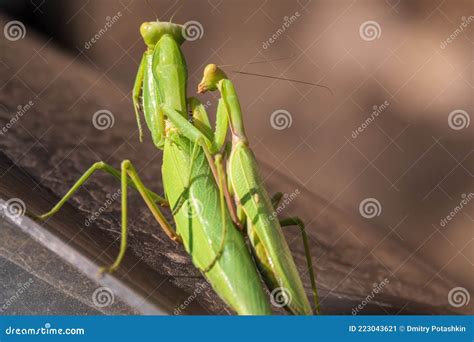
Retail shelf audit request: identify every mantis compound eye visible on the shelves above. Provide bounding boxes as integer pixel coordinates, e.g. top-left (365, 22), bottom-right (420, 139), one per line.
top-left (204, 64), bottom-right (218, 76)
top-left (140, 22), bottom-right (153, 37)
top-left (140, 22), bottom-right (159, 47)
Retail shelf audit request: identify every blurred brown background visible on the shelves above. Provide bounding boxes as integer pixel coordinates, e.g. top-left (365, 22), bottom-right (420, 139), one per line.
top-left (1, 0), bottom-right (472, 309)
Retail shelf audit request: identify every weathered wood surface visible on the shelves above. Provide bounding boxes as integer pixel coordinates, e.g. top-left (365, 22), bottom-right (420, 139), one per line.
top-left (0, 14), bottom-right (467, 315)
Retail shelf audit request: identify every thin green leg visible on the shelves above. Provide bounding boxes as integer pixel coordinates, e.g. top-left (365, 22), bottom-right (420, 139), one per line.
top-left (270, 192), bottom-right (284, 209)
top-left (168, 139), bottom-right (227, 273)
top-left (37, 160), bottom-right (179, 274)
top-left (213, 99), bottom-right (230, 153)
top-left (188, 99), bottom-right (237, 224)
top-left (279, 217), bottom-right (320, 315)
top-left (162, 104), bottom-right (240, 227)
top-left (201, 154), bottom-right (227, 273)
top-left (162, 104), bottom-right (236, 271)
top-left (98, 160), bottom-right (179, 273)
top-left (189, 97), bottom-right (229, 154)
top-left (133, 53), bottom-right (146, 142)
top-left (38, 161), bottom-right (167, 221)
top-left (172, 134), bottom-right (229, 271)
top-left (188, 97), bottom-right (214, 146)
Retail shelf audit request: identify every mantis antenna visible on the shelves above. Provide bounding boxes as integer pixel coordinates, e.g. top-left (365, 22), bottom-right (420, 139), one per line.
top-left (228, 69), bottom-right (333, 95)
top-left (219, 55), bottom-right (333, 95)
top-left (219, 54), bottom-right (297, 68)
top-left (169, 4), bottom-right (183, 23)
top-left (146, 0), bottom-right (159, 21)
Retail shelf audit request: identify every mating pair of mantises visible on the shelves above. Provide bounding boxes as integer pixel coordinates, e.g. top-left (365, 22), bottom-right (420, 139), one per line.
top-left (38, 20), bottom-right (322, 315)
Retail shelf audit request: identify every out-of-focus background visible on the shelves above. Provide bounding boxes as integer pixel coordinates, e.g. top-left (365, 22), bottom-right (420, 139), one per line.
top-left (0, 0), bottom-right (472, 313)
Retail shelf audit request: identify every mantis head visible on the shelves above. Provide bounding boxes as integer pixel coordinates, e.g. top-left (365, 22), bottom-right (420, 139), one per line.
top-left (140, 21), bottom-right (185, 48)
top-left (197, 64), bottom-right (227, 93)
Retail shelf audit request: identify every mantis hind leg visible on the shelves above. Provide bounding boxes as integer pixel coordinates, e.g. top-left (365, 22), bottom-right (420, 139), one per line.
top-left (38, 161), bottom-right (167, 220)
top-left (271, 192), bottom-right (284, 209)
top-left (279, 216), bottom-right (320, 314)
top-left (37, 160), bottom-right (180, 274)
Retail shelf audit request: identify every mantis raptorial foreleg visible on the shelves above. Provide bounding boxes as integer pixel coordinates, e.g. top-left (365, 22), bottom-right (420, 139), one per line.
top-left (188, 99), bottom-right (245, 232)
top-left (161, 103), bottom-right (241, 229)
top-left (132, 53), bottom-right (146, 143)
top-left (38, 160), bottom-right (181, 273)
top-left (188, 97), bottom-right (229, 154)
top-left (160, 104), bottom-right (237, 271)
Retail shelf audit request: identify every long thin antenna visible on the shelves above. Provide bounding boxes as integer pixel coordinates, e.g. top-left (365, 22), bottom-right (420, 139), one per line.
top-left (220, 54), bottom-right (296, 68)
top-left (169, 4), bottom-right (183, 23)
top-left (146, 0), bottom-right (159, 20)
top-left (229, 70), bottom-right (333, 95)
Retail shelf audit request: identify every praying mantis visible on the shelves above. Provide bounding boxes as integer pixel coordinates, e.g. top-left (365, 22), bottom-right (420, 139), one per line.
top-left (38, 19), bottom-right (320, 315)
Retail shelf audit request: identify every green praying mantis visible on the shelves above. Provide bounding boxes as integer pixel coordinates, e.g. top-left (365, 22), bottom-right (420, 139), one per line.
top-left (38, 19), bottom-right (320, 315)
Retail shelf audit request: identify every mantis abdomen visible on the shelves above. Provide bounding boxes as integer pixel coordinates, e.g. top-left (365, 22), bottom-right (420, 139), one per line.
top-left (162, 137), bottom-right (270, 314)
top-left (153, 32), bottom-right (271, 315)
